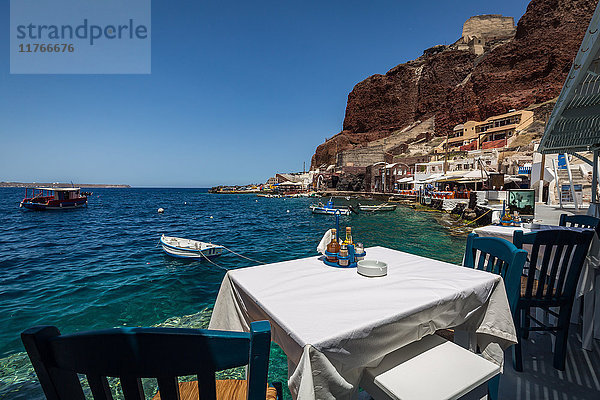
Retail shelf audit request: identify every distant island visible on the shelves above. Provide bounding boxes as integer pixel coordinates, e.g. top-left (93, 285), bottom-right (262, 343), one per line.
top-left (0, 182), bottom-right (130, 188)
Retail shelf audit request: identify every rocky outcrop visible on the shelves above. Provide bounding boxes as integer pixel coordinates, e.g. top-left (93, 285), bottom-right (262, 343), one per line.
top-left (311, 0), bottom-right (597, 168)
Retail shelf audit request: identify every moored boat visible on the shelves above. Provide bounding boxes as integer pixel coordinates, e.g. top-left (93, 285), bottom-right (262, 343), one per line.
top-left (310, 199), bottom-right (352, 215)
top-left (20, 187), bottom-right (87, 210)
top-left (160, 234), bottom-right (224, 259)
top-left (358, 203), bottom-right (397, 212)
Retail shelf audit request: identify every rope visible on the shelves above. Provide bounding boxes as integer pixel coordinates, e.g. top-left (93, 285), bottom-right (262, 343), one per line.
top-left (454, 208), bottom-right (493, 228)
top-left (221, 245), bottom-right (267, 265)
top-left (198, 249), bottom-right (230, 271)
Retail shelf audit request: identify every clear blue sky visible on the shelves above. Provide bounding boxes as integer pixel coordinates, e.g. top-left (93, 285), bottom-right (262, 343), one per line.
top-left (0, 1), bottom-right (529, 187)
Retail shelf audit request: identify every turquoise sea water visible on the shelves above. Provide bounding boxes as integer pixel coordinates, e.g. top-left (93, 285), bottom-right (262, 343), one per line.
top-left (0, 188), bottom-right (466, 399)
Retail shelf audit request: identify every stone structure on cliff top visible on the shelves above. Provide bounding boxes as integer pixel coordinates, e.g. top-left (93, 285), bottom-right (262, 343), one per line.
top-left (456, 15), bottom-right (516, 55)
top-left (311, 0), bottom-right (598, 169)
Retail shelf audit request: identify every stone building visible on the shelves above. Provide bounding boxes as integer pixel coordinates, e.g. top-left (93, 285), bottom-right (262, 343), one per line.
top-left (439, 109), bottom-right (534, 153)
top-left (455, 15), bottom-right (516, 55)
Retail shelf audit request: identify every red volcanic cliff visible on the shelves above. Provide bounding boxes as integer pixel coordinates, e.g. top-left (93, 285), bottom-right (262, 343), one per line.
top-left (311, 0), bottom-right (598, 168)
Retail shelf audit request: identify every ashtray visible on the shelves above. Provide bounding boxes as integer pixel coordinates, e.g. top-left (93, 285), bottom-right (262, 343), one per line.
top-left (357, 260), bottom-right (388, 277)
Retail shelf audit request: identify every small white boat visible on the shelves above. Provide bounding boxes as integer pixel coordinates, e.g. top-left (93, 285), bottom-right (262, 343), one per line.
top-left (310, 205), bottom-right (351, 215)
top-left (310, 199), bottom-right (351, 215)
top-left (160, 234), bottom-right (224, 259)
top-left (358, 203), bottom-right (397, 212)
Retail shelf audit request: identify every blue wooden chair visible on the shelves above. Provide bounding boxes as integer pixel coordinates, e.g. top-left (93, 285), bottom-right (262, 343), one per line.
top-left (21, 321), bottom-right (279, 400)
top-left (463, 233), bottom-right (528, 400)
top-left (559, 213), bottom-right (600, 234)
top-left (464, 233), bottom-right (528, 317)
top-left (513, 229), bottom-right (594, 371)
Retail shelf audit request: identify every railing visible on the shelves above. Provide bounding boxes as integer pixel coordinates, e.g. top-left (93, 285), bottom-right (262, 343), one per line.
top-left (459, 141), bottom-right (478, 151)
top-left (397, 190), bottom-right (418, 197)
top-left (481, 138), bottom-right (507, 149)
top-left (518, 166), bottom-right (532, 175)
top-left (431, 191), bottom-right (455, 199)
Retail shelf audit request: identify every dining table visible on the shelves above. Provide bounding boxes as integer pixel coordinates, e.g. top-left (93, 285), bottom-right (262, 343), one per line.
top-left (472, 224), bottom-right (600, 351)
top-left (209, 246), bottom-right (518, 400)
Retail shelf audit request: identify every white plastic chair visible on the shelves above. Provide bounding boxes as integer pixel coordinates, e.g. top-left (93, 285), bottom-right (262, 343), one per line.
top-left (360, 335), bottom-right (500, 400)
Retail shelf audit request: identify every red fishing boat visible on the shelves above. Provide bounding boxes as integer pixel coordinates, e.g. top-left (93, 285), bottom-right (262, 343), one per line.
top-left (20, 187), bottom-right (88, 210)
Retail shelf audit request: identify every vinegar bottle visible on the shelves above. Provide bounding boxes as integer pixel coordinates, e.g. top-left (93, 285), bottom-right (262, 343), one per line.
top-left (326, 229), bottom-right (340, 262)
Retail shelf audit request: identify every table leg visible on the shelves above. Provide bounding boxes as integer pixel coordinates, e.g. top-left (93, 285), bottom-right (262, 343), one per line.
top-left (454, 330), bottom-right (477, 352)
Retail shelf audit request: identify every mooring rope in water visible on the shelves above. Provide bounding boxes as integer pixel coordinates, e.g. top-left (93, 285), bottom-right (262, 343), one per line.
top-left (221, 245), bottom-right (267, 265)
top-left (463, 208), bottom-right (493, 225)
top-left (448, 208), bottom-right (494, 230)
top-left (198, 249), bottom-right (230, 271)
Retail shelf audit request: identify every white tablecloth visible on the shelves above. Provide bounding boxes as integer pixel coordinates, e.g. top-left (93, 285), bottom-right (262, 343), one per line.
top-left (472, 224), bottom-right (600, 350)
top-left (209, 246), bottom-right (518, 400)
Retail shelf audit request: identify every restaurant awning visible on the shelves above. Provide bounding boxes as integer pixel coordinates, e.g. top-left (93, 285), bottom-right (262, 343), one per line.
top-left (433, 171), bottom-right (468, 182)
top-left (415, 173), bottom-right (443, 184)
top-left (33, 187), bottom-right (81, 191)
top-left (396, 177), bottom-right (414, 183)
top-left (537, 1), bottom-right (600, 205)
top-left (504, 176), bottom-right (523, 183)
top-left (278, 181), bottom-right (303, 186)
top-left (538, 2), bottom-right (600, 154)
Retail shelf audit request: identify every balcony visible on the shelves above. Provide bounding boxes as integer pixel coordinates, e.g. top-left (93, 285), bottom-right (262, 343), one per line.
top-left (460, 141), bottom-right (478, 151)
top-left (481, 138), bottom-right (507, 149)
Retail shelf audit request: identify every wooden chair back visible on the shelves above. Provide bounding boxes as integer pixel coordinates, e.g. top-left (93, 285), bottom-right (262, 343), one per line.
top-left (559, 214), bottom-right (600, 234)
top-left (21, 321), bottom-right (271, 400)
top-left (464, 233), bottom-right (528, 315)
top-left (513, 229), bottom-right (594, 303)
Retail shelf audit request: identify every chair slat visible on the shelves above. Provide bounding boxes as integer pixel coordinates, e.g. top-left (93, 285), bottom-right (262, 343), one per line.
top-left (476, 251), bottom-right (487, 271)
top-left (486, 255), bottom-right (497, 274)
top-left (196, 371), bottom-right (217, 400)
top-left (156, 376), bottom-right (180, 400)
top-left (86, 375), bottom-right (113, 400)
top-left (120, 376), bottom-right (144, 400)
top-left (524, 242), bottom-right (540, 298)
top-left (555, 244), bottom-right (575, 298)
top-left (546, 244), bottom-right (565, 299)
top-left (21, 326), bottom-right (86, 400)
top-left (535, 244), bottom-right (554, 298)
top-left (247, 320), bottom-right (272, 400)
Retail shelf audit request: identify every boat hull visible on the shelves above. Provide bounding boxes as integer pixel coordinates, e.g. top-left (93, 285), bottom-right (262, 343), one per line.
top-left (20, 199), bottom-right (87, 210)
top-left (310, 206), bottom-right (351, 215)
top-left (160, 236), bottom-right (224, 259)
top-left (358, 204), bottom-right (397, 212)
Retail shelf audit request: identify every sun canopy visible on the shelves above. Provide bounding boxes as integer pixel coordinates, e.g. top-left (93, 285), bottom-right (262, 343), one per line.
top-left (414, 173), bottom-right (444, 184)
top-left (277, 181), bottom-right (303, 186)
top-left (538, 3), bottom-right (600, 154)
top-left (34, 187), bottom-right (81, 191)
top-left (433, 171), bottom-right (468, 182)
top-left (396, 177), bottom-right (414, 183)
